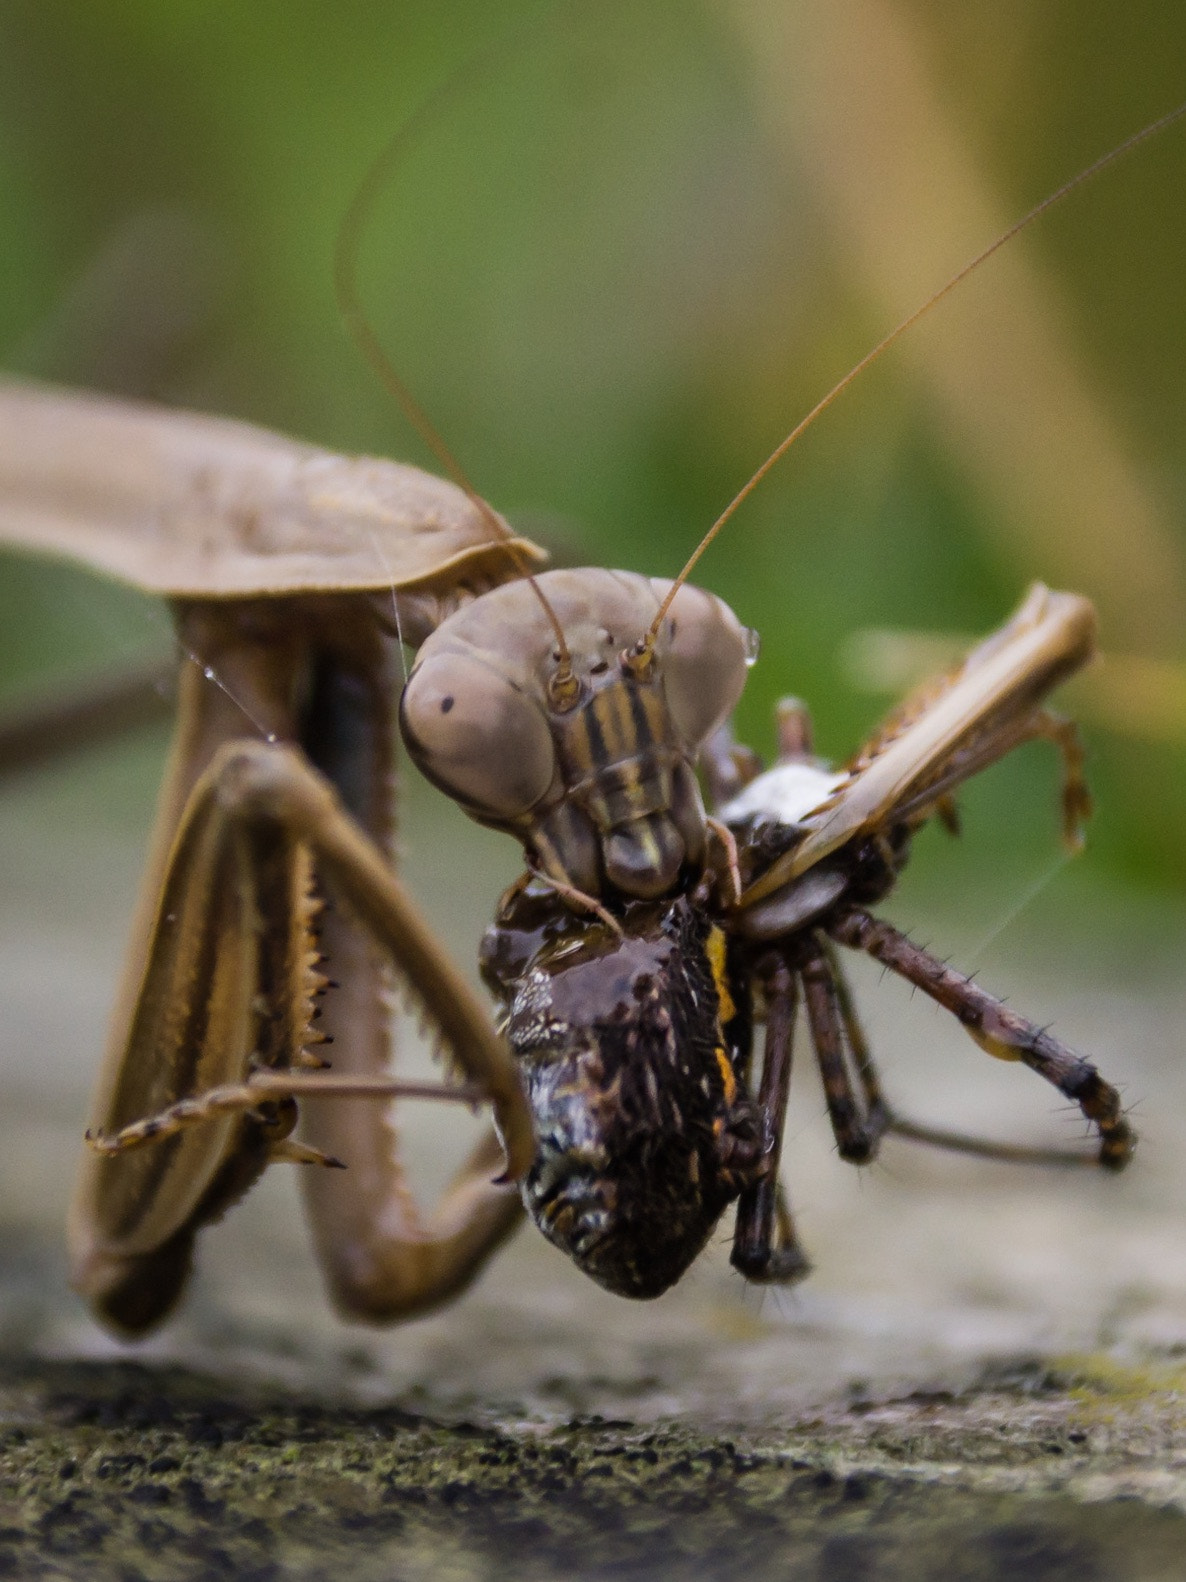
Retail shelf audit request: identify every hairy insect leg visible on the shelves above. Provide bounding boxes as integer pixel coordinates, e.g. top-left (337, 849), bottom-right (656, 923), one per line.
top-left (732, 960), bottom-right (811, 1283)
top-left (886, 707), bottom-right (1092, 851)
top-left (800, 939), bottom-right (890, 1164)
top-left (85, 1061), bottom-right (528, 1317)
top-left (880, 1114), bottom-right (1121, 1169)
top-left (820, 940), bottom-right (1099, 1168)
top-left (823, 941), bottom-right (891, 1120)
top-left (827, 908), bottom-right (1134, 1170)
top-left (1030, 709), bottom-right (1092, 850)
top-left (771, 1184), bottom-right (805, 1269)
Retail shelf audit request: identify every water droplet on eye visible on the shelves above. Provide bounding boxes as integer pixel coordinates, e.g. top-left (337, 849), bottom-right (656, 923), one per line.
top-left (744, 628), bottom-right (761, 668)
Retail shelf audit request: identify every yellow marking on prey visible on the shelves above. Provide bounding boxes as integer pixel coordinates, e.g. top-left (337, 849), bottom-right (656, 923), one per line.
top-left (706, 926), bottom-right (736, 1026)
top-left (715, 1050), bottom-right (737, 1108)
top-left (706, 926), bottom-right (739, 1105)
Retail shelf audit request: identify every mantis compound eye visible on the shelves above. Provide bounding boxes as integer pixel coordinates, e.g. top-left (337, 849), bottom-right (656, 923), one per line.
top-left (400, 652), bottom-right (554, 818)
top-left (650, 580), bottom-right (752, 751)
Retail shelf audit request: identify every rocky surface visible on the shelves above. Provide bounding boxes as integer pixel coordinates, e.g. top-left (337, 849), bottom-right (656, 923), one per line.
top-left (0, 1349), bottom-right (1184, 1581)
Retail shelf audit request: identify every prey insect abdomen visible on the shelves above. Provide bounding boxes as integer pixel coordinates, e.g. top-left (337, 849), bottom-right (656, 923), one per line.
top-left (485, 891), bottom-right (761, 1298)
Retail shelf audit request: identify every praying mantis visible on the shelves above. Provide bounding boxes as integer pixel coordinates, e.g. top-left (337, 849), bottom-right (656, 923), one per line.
top-left (0, 376), bottom-right (1135, 1335)
top-left (0, 10), bottom-right (1181, 1338)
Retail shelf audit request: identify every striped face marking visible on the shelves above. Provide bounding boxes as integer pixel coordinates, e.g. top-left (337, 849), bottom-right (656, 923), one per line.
top-left (401, 567), bottom-right (751, 899)
top-left (554, 671), bottom-right (676, 825)
top-left (546, 667), bottom-right (706, 897)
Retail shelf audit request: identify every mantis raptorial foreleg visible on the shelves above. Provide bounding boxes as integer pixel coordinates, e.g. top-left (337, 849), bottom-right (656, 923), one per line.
top-left (70, 730), bottom-right (531, 1333)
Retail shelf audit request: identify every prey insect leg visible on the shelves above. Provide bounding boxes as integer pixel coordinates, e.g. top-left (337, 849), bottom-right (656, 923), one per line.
top-left (827, 908), bottom-right (1134, 1169)
top-left (800, 939), bottom-right (890, 1164)
top-left (885, 707), bottom-right (1092, 851)
top-left (822, 939), bottom-right (1102, 1168)
top-left (823, 940), bottom-right (891, 1123)
top-left (773, 697), bottom-right (815, 762)
top-left (700, 721), bottom-right (764, 808)
top-left (703, 696), bottom-right (814, 800)
top-left (1030, 709), bottom-right (1092, 849)
top-left (731, 959), bottom-right (811, 1283)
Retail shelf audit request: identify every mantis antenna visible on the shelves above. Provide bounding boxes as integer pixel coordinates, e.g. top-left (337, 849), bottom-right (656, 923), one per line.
top-left (334, 29), bottom-right (580, 708)
top-left (640, 98), bottom-right (1186, 655)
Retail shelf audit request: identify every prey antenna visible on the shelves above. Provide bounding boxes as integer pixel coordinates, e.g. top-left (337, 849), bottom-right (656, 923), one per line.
top-left (640, 98), bottom-right (1186, 654)
top-left (334, 32), bottom-right (579, 707)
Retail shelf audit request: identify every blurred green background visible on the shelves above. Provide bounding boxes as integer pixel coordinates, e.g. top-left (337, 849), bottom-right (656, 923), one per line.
top-left (0, 0), bottom-right (1184, 902)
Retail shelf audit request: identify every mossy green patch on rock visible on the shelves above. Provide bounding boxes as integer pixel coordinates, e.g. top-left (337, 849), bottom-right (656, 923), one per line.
top-left (0, 1355), bottom-right (1184, 1581)
top-left (1054, 1350), bottom-right (1186, 1411)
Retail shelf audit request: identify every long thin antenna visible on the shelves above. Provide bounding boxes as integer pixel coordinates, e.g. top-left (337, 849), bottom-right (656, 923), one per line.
top-left (643, 99), bottom-right (1186, 649)
top-left (334, 22), bottom-right (578, 705)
